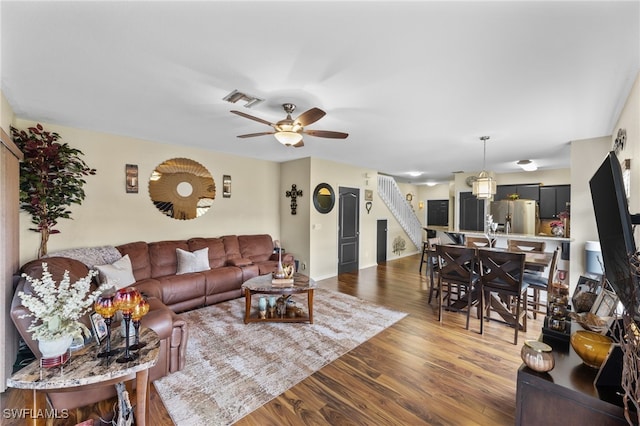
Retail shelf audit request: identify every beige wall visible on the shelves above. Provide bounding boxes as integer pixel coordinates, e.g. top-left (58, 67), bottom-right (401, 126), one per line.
top-left (280, 157), bottom-right (310, 275)
top-left (308, 159), bottom-right (405, 280)
top-left (14, 118), bottom-right (282, 264)
top-left (569, 136), bottom-right (611, 291)
top-left (1, 92), bottom-right (15, 131)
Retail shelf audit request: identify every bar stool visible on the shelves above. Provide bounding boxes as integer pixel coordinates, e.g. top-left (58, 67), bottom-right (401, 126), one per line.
top-left (420, 237), bottom-right (441, 303)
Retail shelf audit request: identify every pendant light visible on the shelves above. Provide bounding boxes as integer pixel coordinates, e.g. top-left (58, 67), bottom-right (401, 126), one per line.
top-left (472, 136), bottom-right (497, 199)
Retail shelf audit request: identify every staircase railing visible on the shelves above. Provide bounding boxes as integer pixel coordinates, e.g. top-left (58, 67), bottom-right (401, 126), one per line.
top-left (377, 175), bottom-right (422, 249)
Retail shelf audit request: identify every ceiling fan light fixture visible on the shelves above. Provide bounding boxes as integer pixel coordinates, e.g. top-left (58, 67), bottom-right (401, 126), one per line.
top-left (517, 159), bottom-right (538, 171)
top-left (274, 131), bottom-right (303, 146)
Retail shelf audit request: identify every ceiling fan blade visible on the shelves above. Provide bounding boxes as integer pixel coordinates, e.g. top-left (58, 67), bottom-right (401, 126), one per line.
top-left (296, 108), bottom-right (326, 126)
top-left (304, 130), bottom-right (349, 139)
top-left (230, 110), bottom-right (274, 126)
top-left (237, 132), bottom-right (274, 139)
top-left (293, 140), bottom-right (305, 148)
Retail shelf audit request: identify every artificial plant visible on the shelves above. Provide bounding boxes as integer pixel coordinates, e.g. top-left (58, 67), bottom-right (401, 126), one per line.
top-left (11, 124), bottom-right (96, 257)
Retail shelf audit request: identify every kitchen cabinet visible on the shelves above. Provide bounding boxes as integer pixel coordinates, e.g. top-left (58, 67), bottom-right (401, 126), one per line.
top-left (427, 199), bottom-right (448, 226)
top-left (539, 185), bottom-right (570, 219)
top-left (495, 184), bottom-right (540, 202)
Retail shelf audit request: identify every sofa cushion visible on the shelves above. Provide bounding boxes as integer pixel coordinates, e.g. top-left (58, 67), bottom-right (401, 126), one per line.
top-left (227, 258), bottom-right (253, 267)
top-left (201, 267), bottom-right (243, 295)
top-left (156, 273), bottom-right (206, 308)
top-left (222, 235), bottom-right (241, 261)
top-left (238, 234), bottom-right (275, 262)
top-left (95, 254), bottom-right (136, 290)
top-left (116, 241), bottom-right (152, 281)
top-left (148, 240), bottom-right (189, 278)
top-left (187, 237), bottom-right (226, 268)
top-left (176, 248), bottom-right (210, 275)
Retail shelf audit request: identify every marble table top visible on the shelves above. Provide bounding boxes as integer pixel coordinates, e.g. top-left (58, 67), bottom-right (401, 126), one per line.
top-left (6, 327), bottom-right (159, 390)
top-left (242, 273), bottom-right (316, 293)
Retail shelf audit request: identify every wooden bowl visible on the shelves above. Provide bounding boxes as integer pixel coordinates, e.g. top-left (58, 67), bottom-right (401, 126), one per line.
top-left (570, 330), bottom-right (613, 369)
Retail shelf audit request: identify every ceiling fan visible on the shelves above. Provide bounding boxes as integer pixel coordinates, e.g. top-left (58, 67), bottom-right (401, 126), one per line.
top-left (231, 103), bottom-right (348, 148)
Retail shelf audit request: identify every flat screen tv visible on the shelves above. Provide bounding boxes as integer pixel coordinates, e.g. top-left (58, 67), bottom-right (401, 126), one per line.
top-left (589, 151), bottom-right (640, 320)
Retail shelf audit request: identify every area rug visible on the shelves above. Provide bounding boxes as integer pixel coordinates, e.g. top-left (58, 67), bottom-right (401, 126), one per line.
top-left (154, 288), bottom-right (407, 425)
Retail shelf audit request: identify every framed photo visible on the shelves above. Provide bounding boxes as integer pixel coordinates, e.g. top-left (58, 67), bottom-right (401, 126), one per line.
top-left (90, 312), bottom-right (108, 345)
top-left (590, 287), bottom-right (619, 318)
top-left (364, 189), bottom-right (373, 201)
top-left (572, 275), bottom-right (603, 313)
top-left (223, 175), bottom-right (231, 198)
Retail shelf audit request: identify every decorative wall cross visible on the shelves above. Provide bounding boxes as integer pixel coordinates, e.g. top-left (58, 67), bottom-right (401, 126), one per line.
top-left (285, 184), bottom-right (303, 215)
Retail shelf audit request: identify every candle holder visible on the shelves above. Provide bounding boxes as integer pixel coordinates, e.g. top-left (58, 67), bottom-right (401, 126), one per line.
top-left (94, 293), bottom-right (120, 358)
top-left (130, 298), bottom-right (150, 351)
top-left (113, 287), bottom-right (141, 363)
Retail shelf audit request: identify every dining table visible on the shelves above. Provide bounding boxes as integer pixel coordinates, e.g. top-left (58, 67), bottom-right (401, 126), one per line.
top-left (445, 247), bottom-right (554, 328)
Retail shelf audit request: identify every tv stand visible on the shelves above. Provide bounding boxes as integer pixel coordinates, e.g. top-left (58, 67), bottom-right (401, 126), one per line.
top-left (516, 335), bottom-right (627, 425)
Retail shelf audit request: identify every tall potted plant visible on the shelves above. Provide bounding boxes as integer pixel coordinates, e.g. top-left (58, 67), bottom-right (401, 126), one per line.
top-left (11, 124), bottom-right (96, 257)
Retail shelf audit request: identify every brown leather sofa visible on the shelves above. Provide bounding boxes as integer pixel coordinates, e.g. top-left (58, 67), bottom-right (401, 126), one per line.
top-left (9, 233), bottom-right (292, 410)
top-left (116, 234), bottom-right (293, 311)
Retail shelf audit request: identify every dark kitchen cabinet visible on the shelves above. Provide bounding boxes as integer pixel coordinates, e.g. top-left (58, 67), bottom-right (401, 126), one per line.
top-left (427, 199), bottom-right (449, 226)
top-left (539, 185), bottom-right (571, 219)
top-left (495, 184), bottom-right (540, 202)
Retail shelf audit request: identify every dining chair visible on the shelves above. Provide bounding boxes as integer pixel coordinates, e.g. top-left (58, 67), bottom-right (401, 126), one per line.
top-left (508, 239), bottom-right (546, 273)
top-left (435, 244), bottom-right (480, 330)
top-left (478, 249), bottom-right (528, 345)
top-left (421, 237), bottom-right (442, 303)
top-left (465, 236), bottom-right (496, 249)
top-left (524, 246), bottom-right (561, 319)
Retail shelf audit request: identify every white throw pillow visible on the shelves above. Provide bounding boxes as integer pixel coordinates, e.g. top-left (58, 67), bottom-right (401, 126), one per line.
top-left (176, 247), bottom-right (210, 275)
top-left (95, 254), bottom-right (136, 290)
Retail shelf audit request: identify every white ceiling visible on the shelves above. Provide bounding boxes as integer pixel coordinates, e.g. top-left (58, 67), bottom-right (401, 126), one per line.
top-left (2, 1), bottom-right (639, 184)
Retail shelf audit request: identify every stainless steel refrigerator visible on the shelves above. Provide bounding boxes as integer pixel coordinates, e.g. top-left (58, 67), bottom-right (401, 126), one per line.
top-left (490, 199), bottom-right (539, 235)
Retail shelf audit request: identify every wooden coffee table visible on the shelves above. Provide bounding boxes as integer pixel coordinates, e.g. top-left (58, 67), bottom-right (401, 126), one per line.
top-left (242, 273), bottom-right (316, 324)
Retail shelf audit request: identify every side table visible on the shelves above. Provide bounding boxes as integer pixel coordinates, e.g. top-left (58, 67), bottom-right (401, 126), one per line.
top-left (6, 327), bottom-right (159, 426)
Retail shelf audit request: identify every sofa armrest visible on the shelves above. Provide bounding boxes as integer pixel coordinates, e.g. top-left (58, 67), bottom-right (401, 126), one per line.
top-left (269, 253), bottom-right (294, 264)
top-left (132, 279), bottom-right (162, 300)
top-left (144, 297), bottom-right (188, 373)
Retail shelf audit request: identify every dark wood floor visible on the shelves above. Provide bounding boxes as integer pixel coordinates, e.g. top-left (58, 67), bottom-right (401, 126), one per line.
top-left (2, 253), bottom-right (543, 425)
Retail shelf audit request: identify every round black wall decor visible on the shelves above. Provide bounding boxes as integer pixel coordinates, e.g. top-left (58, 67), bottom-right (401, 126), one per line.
top-left (313, 183), bottom-right (335, 214)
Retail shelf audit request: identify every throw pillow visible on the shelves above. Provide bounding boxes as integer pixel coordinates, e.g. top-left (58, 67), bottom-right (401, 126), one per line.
top-left (95, 254), bottom-right (136, 290)
top-left (176, 247), bottom-right (210, 275)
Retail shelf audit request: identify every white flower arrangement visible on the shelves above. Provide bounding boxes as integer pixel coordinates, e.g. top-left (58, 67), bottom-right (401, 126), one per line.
top-left (18, 263), bottom-right (108, 341)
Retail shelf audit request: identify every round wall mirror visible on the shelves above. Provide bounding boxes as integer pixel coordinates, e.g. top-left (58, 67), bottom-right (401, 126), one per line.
top-left (313, 183), bottom-right (335, 214)
top-left (148, 158), bottom-right (216, 220)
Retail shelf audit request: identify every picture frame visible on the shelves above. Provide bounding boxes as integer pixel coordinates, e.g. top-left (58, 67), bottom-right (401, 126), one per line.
top-left (90, 311), bottom-right (108, 345)
top-left (571, 275), bottom-right (603, 313)
top-left (223, 175), bottom-right (231, 198)
top-left (590, 287), bottom-right (619, 318)
top-left (364, 189), bottom-right (373, 201)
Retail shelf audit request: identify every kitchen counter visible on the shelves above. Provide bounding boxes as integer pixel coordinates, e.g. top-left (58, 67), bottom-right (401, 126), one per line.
top-left (424, 226), bottom-right (573, 245)
top-left (458, 230), bottom-right (573, 243)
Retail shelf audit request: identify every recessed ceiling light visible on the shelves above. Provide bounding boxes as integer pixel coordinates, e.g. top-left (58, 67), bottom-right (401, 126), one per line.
top-left (517, 160), bottom-right (537, 171)
top-left (407, 171), bottom-right (422, 177)
top-left (426, 182), bottom-right (437, 187)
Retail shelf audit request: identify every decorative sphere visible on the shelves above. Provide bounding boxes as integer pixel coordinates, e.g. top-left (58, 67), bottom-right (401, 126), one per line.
top-left (94, 294), bottom-right (117, 318)
top-left (113, 287), bottom-right (141, 314)
top-left (131, 298), bottom-right (150, 321)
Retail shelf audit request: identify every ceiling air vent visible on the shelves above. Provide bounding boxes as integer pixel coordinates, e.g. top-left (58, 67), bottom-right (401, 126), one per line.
top-left (222, 90), bottom-right (263, 108)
